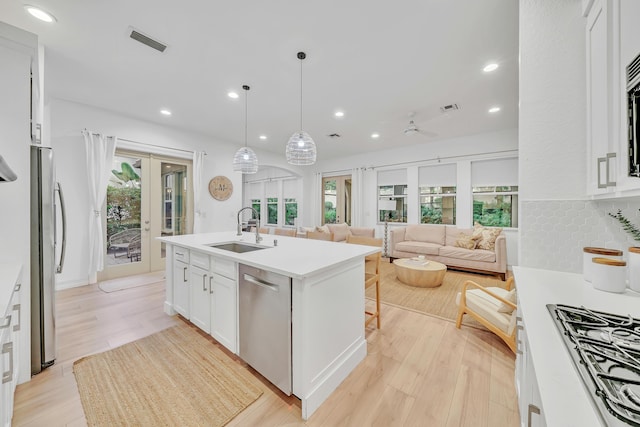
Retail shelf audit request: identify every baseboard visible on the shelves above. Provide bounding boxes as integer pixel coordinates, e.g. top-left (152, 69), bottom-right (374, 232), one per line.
top-left (56, 278), bottom-right (89, 290)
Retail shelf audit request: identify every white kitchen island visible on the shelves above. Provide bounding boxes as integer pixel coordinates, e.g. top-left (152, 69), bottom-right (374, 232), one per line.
top-left (159, 231), bottom-right (378, 420)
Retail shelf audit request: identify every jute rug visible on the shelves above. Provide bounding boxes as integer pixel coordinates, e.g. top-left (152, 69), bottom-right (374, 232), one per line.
top-left (73, 324), bottom-right (263, 426)
top-left (366, 260), bottom-right (509, 329)
top-left (98, 271), bottom-right (164, 293)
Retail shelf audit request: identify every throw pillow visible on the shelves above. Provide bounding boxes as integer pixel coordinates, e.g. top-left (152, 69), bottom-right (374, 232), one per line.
top-left (473, 222), bottom-right (502, 251)
top-left (316, 225), bottom-right (330, 234)
top-left (497, 288), bottom-right (517, 313)
top-left (454, 232), bottom-right (477, 250)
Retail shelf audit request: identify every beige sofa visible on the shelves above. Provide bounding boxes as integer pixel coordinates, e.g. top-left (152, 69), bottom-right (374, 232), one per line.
top-left (390, 224), bottom-right (507, 279)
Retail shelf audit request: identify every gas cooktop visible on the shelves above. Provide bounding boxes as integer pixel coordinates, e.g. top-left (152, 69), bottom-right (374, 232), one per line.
top-left (548, 304), bottom-right (640, 426)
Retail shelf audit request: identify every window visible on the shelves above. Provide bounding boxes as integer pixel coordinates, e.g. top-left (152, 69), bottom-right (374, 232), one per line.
top-left (472, 186), bottom-right (518, 227)
top-left (471, 158), bottom-right (518, 228)
top-left (419, 186), bottom-right (456, 224)
top-left (284, 198), bottom-right (297, 226)
top-left (267, 197), bottom-right (278, 225)
top-left (378, 185), bottom-right (407, 223)
top-left (377, 169), bottom-right (407, 223)
top-left (251, 199), bottom-right (261, 219)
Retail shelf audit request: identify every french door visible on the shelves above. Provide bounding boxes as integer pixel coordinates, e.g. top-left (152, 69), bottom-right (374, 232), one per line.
top-left (322, 175), bottom-right (352, 225)
top-left (101, 150), bottom-right (192, 280)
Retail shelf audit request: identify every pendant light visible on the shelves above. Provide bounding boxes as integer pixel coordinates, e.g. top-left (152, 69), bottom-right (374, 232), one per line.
top-left (233, 85), bottom-right (259, 174)
top-left (286, 52), bottom-right (317, 165)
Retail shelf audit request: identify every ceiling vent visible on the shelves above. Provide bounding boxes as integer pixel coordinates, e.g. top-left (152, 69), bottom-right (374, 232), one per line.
top-left (129, 29), bottom-right (167, 53)
top-left (440, 103), bottom-right (460, 113)
top-left (327, 133), bottom-right (341, 138)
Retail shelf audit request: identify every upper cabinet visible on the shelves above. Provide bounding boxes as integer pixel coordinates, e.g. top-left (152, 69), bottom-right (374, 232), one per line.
top-left (585, 0), bottom-right (640, 198)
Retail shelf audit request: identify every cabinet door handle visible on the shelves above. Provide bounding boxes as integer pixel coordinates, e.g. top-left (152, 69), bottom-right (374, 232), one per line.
top-left (202, 275), bottom-right (207, 292)
top-left (12, 304), bottom-right (20, 332)
top-left (13, 283), bottom-right (20, 292)
top-left (183, 266), bottom-right (188, 282)
top-left (209, 276), bottom-right (214, 294)
top-left (606, 152), bottom-right (616, 186)
top-left (527, 404), bottom-right (541, 427)
top-left (0, 315), bottom-right (11, 330)
top-left (597, 157), bottom-right (607, 188)
top-left (2, 342), bottom-right (13, 384)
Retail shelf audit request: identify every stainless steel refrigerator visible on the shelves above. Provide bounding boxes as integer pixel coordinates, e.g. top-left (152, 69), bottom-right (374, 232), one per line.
top-left (30, 145), bottom-right (66, 375)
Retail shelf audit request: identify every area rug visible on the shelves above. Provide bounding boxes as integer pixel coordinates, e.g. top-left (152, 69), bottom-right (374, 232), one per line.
top-left (98, 271), bottom-right (164, 293)
top-left (73, 325), bottom-right (263, 427)
top-left (367, 260), bottom-right (509, 329)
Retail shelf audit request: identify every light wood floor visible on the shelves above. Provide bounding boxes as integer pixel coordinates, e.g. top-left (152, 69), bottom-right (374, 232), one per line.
top-left (13, 277), bottom-right (519, 427)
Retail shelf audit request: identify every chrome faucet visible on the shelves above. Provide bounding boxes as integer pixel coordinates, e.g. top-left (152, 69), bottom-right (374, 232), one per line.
top-left (237, 207), bottom-right (262, 243)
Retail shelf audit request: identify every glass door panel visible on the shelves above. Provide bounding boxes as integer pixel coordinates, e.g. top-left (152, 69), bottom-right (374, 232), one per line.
top-left (105, 154), bottom-right (149, 278)
top-left (322, 175), bottom-right (352, 225)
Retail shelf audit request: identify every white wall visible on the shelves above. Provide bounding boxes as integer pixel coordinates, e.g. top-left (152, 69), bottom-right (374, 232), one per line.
top-left (50, 98), bottom-right (302, 288)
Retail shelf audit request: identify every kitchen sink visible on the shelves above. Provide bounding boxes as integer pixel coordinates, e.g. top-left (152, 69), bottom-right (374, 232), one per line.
top-left (207, 242), bottom-right (270, 253)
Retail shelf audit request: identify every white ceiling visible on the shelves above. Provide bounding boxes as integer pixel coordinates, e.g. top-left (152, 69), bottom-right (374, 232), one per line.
top-left (0, 0), bottom-right (519, 161)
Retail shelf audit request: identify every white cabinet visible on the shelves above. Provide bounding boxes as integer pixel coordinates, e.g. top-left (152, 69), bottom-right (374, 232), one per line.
top-left (0, 267), bottom-right (22, 427)
top-left (211, 273), bottom-right (237, 353)
top-left (189, 252), bottom-right (211, 333)
top-left (586, 0), bottom-right (619, 195)
top-left (516, 306), bottom-right (546, 427)
top-left (181, 249), bottom-right (237, 353)
top-left (210, 257), bottom-right (237, 353)
top-left (172, 246), bottom-right (190, 318)
top-left (585, 0), bottom-right (640, 197)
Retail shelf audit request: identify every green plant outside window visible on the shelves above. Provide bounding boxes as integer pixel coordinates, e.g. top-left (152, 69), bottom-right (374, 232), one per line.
top-left (419, 186), bottom-right (456, 224)
top-left (267, 197), bottom-right (278, 225)
top-left (285, 198), bottom-right (297, 226)
top-left (472, 186), bottom-right (518, 227)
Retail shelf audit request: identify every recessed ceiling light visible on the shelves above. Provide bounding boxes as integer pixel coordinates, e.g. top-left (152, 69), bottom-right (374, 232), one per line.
top-left (160, 109), bottom-right (172, 116)
top-left (24, 5), bottom-right (56, 22)
top-left (334, 111), bottom-right (344, 118)
top-left (483, 63), bottom-right (499, 72)
top-left (259, 135), bottom-right (267, 140)
top-left (228, 92), bottom-right (239, 99)
top-left (488, 106), bottom-right (501, 113)
top-left (371, 133), bottom-right (380, 139)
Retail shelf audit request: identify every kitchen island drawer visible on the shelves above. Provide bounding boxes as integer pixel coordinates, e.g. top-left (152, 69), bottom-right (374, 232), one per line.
top-left (190, 251), bottom-right (209, 271)
top-left (212, 257), bottom-right (236, 280)
top-left (173, 246), bottom-right (189, 263)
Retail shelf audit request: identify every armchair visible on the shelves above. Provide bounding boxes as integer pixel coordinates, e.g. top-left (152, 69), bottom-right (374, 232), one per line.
top-left (455, 278), bottom-right (516, 353)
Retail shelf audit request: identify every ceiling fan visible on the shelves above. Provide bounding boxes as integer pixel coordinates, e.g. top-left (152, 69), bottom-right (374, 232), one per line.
top-left (403, 112), bottom-right (438, 137)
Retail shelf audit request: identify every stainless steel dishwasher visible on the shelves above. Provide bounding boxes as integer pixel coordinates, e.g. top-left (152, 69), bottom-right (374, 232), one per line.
top-left (239, 264), bottom-right (292, 395)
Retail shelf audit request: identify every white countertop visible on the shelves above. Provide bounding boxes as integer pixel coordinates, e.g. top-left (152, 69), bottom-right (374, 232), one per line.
top-left (158, 231), bottom-right (379, 279)
top-left (513, 266), bottom-right (640, 427)
top-left (0, 263), bottom-right (21, 316)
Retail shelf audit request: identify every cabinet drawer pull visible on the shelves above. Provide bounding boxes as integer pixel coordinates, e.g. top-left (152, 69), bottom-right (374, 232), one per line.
top-left (183, 266), bottom-right (188, 282)
top-left (13, 283), bottom-right (21, 292)
top-left (527, 404), bottom-right (541, 427)
top-left (12, 304), bottom-right (20, 332)
top-left (2, 342), bottom-right (13, 384)
top-left (209, 276), bottom-right (214, 294)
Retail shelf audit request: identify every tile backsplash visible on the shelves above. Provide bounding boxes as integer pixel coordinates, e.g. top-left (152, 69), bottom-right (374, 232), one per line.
top-left (520, 199), bottom-right (640, 273)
